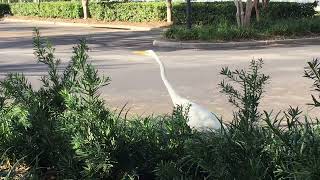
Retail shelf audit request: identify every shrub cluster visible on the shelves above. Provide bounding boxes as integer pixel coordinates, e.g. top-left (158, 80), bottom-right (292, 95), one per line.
top-left (0, 3), bottom-right (10, 17)
top-left (9, 1), bottom-right (317, 23)
top-left (164, 17), bottom-right (320, 41)
top-left (10, 2), bottom-right (82, 18)
top-left (1, 31), bottom-right (320, 179)
top-left (263, 1), bottom-right (318, 19)
top-left (89, 2), bottom-right (166, 22)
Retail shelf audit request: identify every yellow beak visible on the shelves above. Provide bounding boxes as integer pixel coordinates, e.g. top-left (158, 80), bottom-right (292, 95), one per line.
top-left (133, 51), bottom-right (146, 56)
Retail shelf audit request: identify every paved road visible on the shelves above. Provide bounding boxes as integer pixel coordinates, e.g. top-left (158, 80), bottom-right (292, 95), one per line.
top-left (0, 21), bottom-right (319, 120)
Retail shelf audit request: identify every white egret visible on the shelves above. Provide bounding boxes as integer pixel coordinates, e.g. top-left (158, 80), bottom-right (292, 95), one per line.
top-left (134, 50), bottom-right (222, 131)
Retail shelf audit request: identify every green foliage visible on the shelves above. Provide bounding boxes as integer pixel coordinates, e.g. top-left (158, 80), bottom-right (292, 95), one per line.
top-left (0, 29), bottom-right (110, 178)
top-left (304, 59), bottom-right (320, 107)
top-left (67, 106), bottom-right (191, 179)
top-left (170, 60), bottom-right (273, 179)
top-left (10, 2), bottom-right (82, 18)
top-left (1, 30), bottom-right (320, 179)
top-left (260, 17), bottom-right (320, 37)
top-left (263, 2), bottom-right (317, 20)
top-left (0, 29), bottom-right (192, 179)
top-left (164, 17), bottom-right (320, 41)
top-left (89, 2), bottom-right (166, 22)
top-left (172, 2), bottom-right (236, 25)
top-left (220, 59), bottom-right (269, 124)
top-left (164, 23), bottom-right (259, 41)
top-left (264, 107), bottom-right (320, 179)
top-left (9, 2), bottom-right (317, 23)
top-left (0, 3), bottom-right (10, 17)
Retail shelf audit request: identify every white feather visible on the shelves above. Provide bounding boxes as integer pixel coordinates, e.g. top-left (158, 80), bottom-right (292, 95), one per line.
top-left (144, 50), bottom-right (222, 131)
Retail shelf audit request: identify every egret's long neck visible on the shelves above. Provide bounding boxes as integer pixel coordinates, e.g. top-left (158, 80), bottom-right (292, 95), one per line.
top-left (151, 54), bottom-right (181, 105)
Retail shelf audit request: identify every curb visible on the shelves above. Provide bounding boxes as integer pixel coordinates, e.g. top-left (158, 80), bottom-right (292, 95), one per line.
top-left (2, 17), bottom-right (159, 31)
top-left (153, 37), bottom-right (320, 49)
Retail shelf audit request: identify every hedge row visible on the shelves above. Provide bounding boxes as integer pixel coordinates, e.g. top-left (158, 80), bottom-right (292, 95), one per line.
top-left (9, 1), bottom-right (318, 24)
top-left (0, 4), bottom-right (10, 17)
top-left (172, 2), bottom-right (317, 24)
top-left (89, 2), bottom-right (166, 22)
top-left (165, 17), bottom-right (320, 41)
top-left (263, 1), bottom-right (317, 19)
top-left (10, 2), bottom-right (83, 19)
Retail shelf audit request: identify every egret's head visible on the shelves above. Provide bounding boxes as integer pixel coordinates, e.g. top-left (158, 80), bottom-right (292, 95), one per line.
top-left (133, 50), bottom-right (156, 57)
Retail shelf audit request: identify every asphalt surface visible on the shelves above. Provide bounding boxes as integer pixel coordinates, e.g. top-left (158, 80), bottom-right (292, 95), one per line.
top-left (0, 21), bottom-right (319, 120)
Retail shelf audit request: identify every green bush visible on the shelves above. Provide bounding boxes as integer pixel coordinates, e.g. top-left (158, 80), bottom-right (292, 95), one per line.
top-left (0, 29), bottom-right (192, 179)
top-left (89, 2), bottom-right (166, 22)
top-left (0, 3), bottom-right (10, 17)
top-left (10, 2), bottom-right (82, 18)
top-left (263, 1), bottom-right (317, 19)
top-left (172, 2), bottom-right (236, 25)
top-left (165, 17), bottom-right (320, 41)
top-left (9, 1), bottom-right (317, 23)
top-left (164, 24), bottom-right (260, 41)
top-left (1, 30), bottom-right (320, 179)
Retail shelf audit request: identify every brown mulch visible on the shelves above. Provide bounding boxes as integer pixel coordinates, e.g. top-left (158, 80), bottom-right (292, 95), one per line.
top-left (0, 159), bottom-right (30, 180)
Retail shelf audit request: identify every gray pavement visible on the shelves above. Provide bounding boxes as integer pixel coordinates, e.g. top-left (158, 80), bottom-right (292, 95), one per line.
top-left (0, 21), bottom-right (319, 120)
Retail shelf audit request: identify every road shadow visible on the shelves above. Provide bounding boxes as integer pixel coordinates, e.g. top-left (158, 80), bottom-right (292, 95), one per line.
top-left (0, 61), bottom-right (146, 76)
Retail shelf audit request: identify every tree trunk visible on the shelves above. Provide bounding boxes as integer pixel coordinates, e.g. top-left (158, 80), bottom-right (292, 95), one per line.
top-left (254, 0), bottom-right (260, 22)
top-left (243, 0), bottom-right (253, 27)
top-left (82, 0), bottom-right (89, 19)
top-left (186, 0), bottom-right (192, 29)
top-left (234, 0), bottom-right (241, 27)
top-left (234, 0), bottom-right (254, 27)
top-left (166, 0), bottom-right (173, 23)
top-left (239, 0), bottom-right (245, 26)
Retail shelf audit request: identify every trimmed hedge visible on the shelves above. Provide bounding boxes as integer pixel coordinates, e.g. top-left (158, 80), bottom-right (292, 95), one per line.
top-left (0, 3), bottom-right (10, 17)
top-left (173, 2), bottom-right (236, 25)
top-left (172, 2), bottom-right (317, 24)
top-left (9, 1), bottom-right (318, 23)
top-left (89, 2), bottom-right (166, 22)
top-left (262, 2), bottom-right (317, 19)
top-left (10, 2), bottom-right (82, 18)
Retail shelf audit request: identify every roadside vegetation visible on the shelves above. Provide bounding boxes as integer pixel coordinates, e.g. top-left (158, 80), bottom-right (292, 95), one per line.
top-left (1, 1), bottom-right (319, 41)
top-left (0, 30), bottom-right (320, 179)
top-left (163, 1), bottom-right (319, 41)
top-left (164, 17), bottom-right (320, 41)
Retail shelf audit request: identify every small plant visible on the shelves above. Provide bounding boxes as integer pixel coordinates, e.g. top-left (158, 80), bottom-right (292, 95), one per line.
top-left (304, 58), bottom-right (320, 107)
top-left (0, 28), bottom-right (111, 178)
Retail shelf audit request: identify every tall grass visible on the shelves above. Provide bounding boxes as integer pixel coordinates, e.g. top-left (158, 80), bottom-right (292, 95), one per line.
top-left (0, 30), bottom-right (320, 179)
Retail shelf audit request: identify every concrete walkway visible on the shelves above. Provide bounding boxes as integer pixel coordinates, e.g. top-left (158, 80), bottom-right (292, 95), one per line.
top-left (0, 21), bottom-right (319, 120)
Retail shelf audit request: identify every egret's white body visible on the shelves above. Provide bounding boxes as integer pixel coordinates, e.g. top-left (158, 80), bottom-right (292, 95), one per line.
top-left (136, 50), bottom-right (221, 131)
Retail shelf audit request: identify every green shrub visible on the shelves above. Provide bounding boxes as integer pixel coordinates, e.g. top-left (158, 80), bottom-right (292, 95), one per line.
top-left (89, 2), bottom-right (166, 22)
top-left (164, 24), bottom-right (260, 41)
top-left (0, 29), bottom-right (108, 178)
top-left (1, 30), bottom-right (320, 179)
top-left (0, 29), bottom-right (191, 179)
top-left (10, 2), bottom-right (82, 18)
top-left (172, 2), bottom-right (236, 25)
top-left (0, 3), bottom-right (10, 17)
top-left (263, 1), bottom-right (317, 20)
top-left (165, 17), bottom-right (320, 41)
top-left (9, 2), bottom-right (317, 23)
